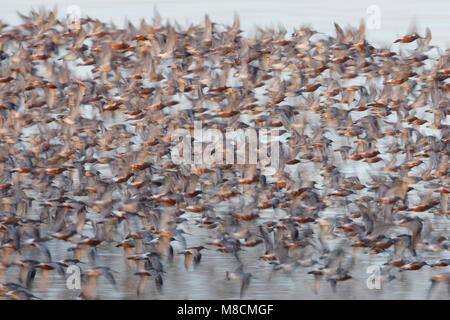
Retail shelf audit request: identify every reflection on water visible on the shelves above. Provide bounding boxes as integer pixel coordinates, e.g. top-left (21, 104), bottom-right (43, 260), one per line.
top-left (3, 207), bottom-right (449, 300)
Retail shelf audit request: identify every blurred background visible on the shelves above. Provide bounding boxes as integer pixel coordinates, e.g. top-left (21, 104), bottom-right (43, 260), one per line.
top-left (1, 0), bottom-right (450, 48)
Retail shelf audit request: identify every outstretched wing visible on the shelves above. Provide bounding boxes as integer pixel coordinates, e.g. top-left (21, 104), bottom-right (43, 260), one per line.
top-left (240, 274), bottom-right (251, 298)
top-left (426, 280), bottom-right (438, 299)
top-left (154, 273), bottom-right (163, 293)
top-left (313, 275), bottom-right (322, 295)
top-left (99, 267), bottom-right (117, 287)
top-left (193, 252), bottom-right (202, 266)
top-left (229, 13), bottom-right (240, 35)
top-left (137, 274), bottom-right (148, 296)
top-left (184, 253), bottom-right (193, 270)
top-left (334, 23), bottom-right (344, 43)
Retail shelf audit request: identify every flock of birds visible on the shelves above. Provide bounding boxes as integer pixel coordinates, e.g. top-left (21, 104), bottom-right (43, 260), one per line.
top-left (0, 9), bottom-right (449, 300)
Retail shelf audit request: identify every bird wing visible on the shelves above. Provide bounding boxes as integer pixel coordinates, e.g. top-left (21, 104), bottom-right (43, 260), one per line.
top-left (259, 226), bottom-right (273, 253)
top-left (329, 278), bottom-right (337, 293)
top-left (26, 268), bottom-right (37, 289)
top-left (229, 13), bottom-right (240, 35)
top-left (240, 274), bottom-right (251, 298)
top-left (334, 23), bottom-right (344, 43)
top-left (137, 274), bottom-right (148, 296)
top-left (36, 242), bottom-right (52, 262)
top-left (163, 27), bottom-right (177, 56)
top-left (313, 275), bottom-right (322, 295)
top-left (193, 252), bottom-right (202, 266)
top-left (426, 280), bottom-right (438, 299)
top-left (184, 253), bottom-right (193, 270)
top-left (99, 268), bottom-right (117, 286)
top-left (154, 273), bottom-right (163, 293)
top-left (203, 14), bottom-right (212, 43)
top-left (233, 263), bottom-right (244, 275)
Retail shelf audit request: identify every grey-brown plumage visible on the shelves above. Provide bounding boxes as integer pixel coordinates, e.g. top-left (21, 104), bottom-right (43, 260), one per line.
top-left (426, 273), bottom-right (450, 299)
top-left (225, 264), bottom-right (252, 298)
top-left (80, 267), bottom-right (117, 300)
top-left (179, 246), bottom-right (205, 270)
top-left (0, 8), bottom-right (448, 301)
top-left (134, 268), bottom-right (163, 296)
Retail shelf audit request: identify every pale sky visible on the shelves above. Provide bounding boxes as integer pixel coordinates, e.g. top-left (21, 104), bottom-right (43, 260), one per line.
top-left (1, 0), bottom-right (449, 47)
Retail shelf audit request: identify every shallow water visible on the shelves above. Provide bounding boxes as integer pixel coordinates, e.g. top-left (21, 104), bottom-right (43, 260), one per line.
top-left (1, 1), bottom-right (449, 300)
top-left (3, 210), bottom-right (449, 300)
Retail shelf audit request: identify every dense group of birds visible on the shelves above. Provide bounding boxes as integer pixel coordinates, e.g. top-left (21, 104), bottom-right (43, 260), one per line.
top-left (0, 9), bottom-right (449, 300)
